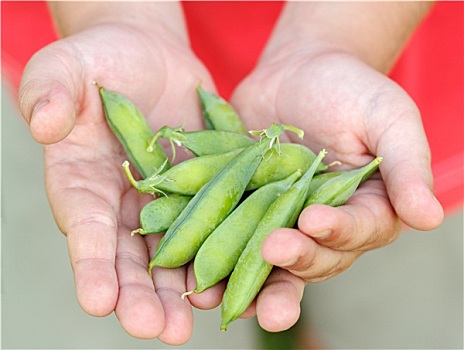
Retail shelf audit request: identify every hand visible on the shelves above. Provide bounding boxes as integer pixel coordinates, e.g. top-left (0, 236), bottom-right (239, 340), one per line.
top-left (220, 48), bottom-right (444, 331)
top-left (18, 13), bottom-right (214, 343)
top-left (194, 1), bottom-right (444, 332)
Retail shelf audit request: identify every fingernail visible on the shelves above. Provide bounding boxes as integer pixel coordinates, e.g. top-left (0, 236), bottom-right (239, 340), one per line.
top-left (432, 193), bottom-right (442, 206)
top-left (311, 229), bottom-right (332, 239)
top-left (32, 99), bottom-right (50, 118)
top-left (279, 256), bottom-right (299, 267)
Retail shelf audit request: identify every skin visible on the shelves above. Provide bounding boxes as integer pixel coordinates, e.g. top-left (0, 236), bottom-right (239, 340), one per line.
top-left (19, 2), bottom-right (209, 344)
top-left (17, 0), bottom-right (443, 344)
top-left (228, 1), bottom-right (444, 331)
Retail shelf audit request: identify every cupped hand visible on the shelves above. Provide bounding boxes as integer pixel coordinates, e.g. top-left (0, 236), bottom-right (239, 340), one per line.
top-left (222, 49), bottom-right (444, 331)
top-left (18, 21), bottom-right (215, 344)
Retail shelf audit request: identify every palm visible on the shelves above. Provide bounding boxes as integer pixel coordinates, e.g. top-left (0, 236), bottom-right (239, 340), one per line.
top-left (235, 52), bottom-right (405, 163)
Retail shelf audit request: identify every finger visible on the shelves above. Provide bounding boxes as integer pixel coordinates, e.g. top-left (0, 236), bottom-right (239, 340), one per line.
top-left (114, 228), bottom-right (165, 339)
top-left (58, 187), bottom-right (119, 317)
top-left (371, 94), bottom-right (444, 231)
top-left (262, 228), bottom-right (362, 282)
top-left (298, 179), bottom-right (402, 251)
top-left (18, 42), bottom-right (81, 144)
top-left (239, 299), bottom-right (257, 320)
top-left (255, 268), bottom-right (305, 332)
top-left (380, 146), bottom-right (444, 231)
top-left (145, 235), bottom-right (193, 345)
top-left (184, 262), bottom-right (226, 310)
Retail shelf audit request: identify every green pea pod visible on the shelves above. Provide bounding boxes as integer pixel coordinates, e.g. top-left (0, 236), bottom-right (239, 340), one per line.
top-left (187, 170), bottom-right (302, 296)
top-left (124, 149), bottom-right (242, 196)
top-left (304, 156), bottom-right (383, 208)
top-left (305, 171), bottom-right (345, 197)
top-left (125, 143), bottom-right (327, 196)
top-left (148, 124), bottom-right (303, 271)
top-left (132, 194), bottom-right (192, 235)
top-left (246, 143), bottom-right (329, 190)
top-left (148, 125), bottom-right (255, 158)
top-left (99, 85), bottom-right (170, 178)
top-left (197, 85), bottom-right (248, 135)
top-left (220, 149), bottom-right (327, 331)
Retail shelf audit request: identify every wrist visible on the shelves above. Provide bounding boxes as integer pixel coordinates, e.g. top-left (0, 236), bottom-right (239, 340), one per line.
top-left (48, 1), bottom-right (189, 47)
top-left (260, 2), bottom-right (433, 73)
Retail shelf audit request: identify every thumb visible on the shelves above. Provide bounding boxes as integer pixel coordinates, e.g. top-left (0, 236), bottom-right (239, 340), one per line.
top-left (18, 43), bottom-right (82, 144)
top-left (376, 107), bottom-right (444, 231)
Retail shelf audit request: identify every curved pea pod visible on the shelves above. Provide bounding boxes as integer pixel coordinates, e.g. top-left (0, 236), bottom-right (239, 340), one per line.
top-left (124, 149), bottom-right (242, 196)
top-left (305, 170), bottom-right (345, 197)
top-left (148, 124), bottom-right (303, 270)
top-left (98, 85), bottom-right (170, 178)
top-left (246, 143), bottom-right (329, 190)
top-left (148, 125), bottom-right (255, 157)
top-left (197, 85), bottom-right (248, 135)
top-left (125, 142), bottom-right (327, 196)
top-left (304, 156), bottom-right (383, 208)
top-left (131, 194), bottom-right (192, 235)
top-left (187, 170), bottom-right (302, 296)
top-left (220, 149), bottom-right (327, 331)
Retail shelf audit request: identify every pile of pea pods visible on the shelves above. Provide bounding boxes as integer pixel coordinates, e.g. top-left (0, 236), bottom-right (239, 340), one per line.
top-left (98, 84), bottom-right (382, 331)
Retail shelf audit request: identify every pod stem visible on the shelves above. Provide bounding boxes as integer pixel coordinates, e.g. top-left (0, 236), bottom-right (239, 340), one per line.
top-left (92, 80), bottom-right (103, 89)
top-left (281, 123), bottom-right (305, 139)
top-left (146, 131), bottom-right (162, 153)
top-left (148, 125), bottom-right (185, 162)
top-left (181, 290), bottom-right (194, 300)
top-left (364, 156), bottom-right (383, 176)
top-left (327, 160), bottom-right (343, 168)
top-left (250, 123), bottom-right (305, 156)
top-left (131, 228), bottom-right (147, 236)
top-left (148, 260), bottom-right (156, 276)
top-left (122, 161), bottom-right (140, 190)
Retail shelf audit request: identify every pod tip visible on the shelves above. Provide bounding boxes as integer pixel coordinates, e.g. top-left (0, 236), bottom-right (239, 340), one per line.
top-left (131, 228), bottom-right (146, 236)
top-left (181, 290), bottom-right (194, 300)
top-left (328, 160), bottom-right (342, 168)
top-left (92, 80), bottom-right (103, 89)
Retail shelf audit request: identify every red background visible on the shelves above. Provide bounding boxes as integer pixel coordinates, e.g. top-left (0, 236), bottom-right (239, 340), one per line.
top-left (2, 1), bottom-right (463, 213)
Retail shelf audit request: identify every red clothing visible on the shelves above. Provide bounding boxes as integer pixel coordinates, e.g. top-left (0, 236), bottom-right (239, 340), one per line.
top-left (2, 1), bottom-right (463, 213)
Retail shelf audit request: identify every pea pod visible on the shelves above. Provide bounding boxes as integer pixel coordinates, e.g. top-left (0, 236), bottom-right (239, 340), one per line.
top-left (197, 85), bottom-right (248, 135)
top-left (220, 149), bottom-right (327, 331)
top-left (98, 85), bottom-right (170, 178)
top-left (148, 124), bottom-right (303, 271)
top-left (148, 125), bottom-right (255, 158)
top-left (124, 149), bottom-right (242, 196)
top-left (187, 170), bottom-right (302, 296)
top-left (304, 156), bottom-right (382, 207)
top-left (305, 170), bottom-right (345, 197)
top-left (246, 143), bottom-right (329, 190)
top-left (132, 194), bottom-right (192, 235)
top-left (125, 143), bottom-right (327, 196)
